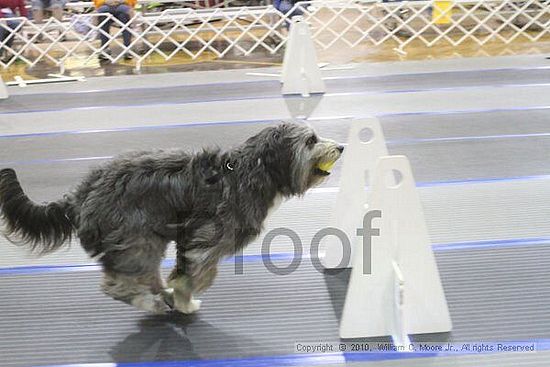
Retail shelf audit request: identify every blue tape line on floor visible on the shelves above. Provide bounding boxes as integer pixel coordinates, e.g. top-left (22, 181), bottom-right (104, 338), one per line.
top-left (0, 89), bottom-right (366, 116)
top-left (0, 253), bottom-right (308, 275)
top-left (1, 237), bottom-right (550, 276)
top-left (1, 87), bottom-right (549, 117)
top-left (1, 105), bottom-right (549, 141)
top-left (9, 73), bottom-right (371, 97)
top-left (11, 66), bottom-right (550, 97)
top-left (0, 118), bottom-right (280, 140)
top-left (416, 174), bottom-right (550, 187)
top-left (389, 131), bottom-right (550, 146)
top-left (3, 78), bottom-right (549, 116)
top-left (432, 237), bottom-right (550, 251)
top-left (30, 339), bottom-right (550, 367)
top-left (7, 130), bottom-right (550, 166)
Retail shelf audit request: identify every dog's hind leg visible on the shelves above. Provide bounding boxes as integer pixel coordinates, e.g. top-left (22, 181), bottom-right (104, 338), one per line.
top-left (102, 270), bottom-right (172, 314)
top-left (100, 237), bottom-right (171, 314)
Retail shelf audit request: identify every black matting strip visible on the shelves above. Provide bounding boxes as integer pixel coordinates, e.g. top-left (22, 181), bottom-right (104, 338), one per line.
top-left (1, 244), bottom-right (549, 367)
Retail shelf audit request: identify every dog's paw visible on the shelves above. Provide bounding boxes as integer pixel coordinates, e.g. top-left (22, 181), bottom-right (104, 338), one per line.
top-left (131, 293), bottom-right (172, 314)
top-left (174, 297), bottom-right (202, 314)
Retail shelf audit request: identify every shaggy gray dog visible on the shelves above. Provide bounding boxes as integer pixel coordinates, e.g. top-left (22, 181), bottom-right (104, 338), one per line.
top-left (0, 122), bottom-right (343, 314)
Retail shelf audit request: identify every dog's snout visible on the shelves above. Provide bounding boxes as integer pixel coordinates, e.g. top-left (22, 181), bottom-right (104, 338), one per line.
top-left (337, 145), bottom-right (345, 153)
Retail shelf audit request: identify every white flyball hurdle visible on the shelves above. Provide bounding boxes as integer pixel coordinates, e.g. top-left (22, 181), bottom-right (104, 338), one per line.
top-left (281, 18), bottom-right (325, 97)
top-left (324, 118), bottom-right (452, 341)
top-left (323, 118), bottom-right (388, 269)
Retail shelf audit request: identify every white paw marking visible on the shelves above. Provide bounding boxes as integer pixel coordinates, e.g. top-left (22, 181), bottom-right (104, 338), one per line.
top-left (174, 296), bottom-right (202, 314)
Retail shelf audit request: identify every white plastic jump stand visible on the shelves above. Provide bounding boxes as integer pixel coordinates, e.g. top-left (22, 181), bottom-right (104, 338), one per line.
top-left (322, 118), bottom-right (388, 269)
top-left (339, 156), bottom-right (452, 341)
top-left (281, 17), bottom-right (325, 97)
top-left (0, 75), bottom-right (9, 99)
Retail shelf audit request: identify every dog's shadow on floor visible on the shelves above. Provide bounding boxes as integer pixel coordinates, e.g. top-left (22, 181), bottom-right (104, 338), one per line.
top-left (110, 313), bottom-right (200, 362)
top-left (110, 312), bottom-right (242, 363)
top-left (323, 267), bottom-right (350, 322)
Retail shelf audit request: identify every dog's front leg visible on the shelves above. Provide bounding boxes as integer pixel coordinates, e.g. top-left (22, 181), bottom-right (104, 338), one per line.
top-left (166, 271), bottom-right (201, 314)
top-left (167, 219), bottom-right (225, 313)
top-left (166, 251), bottom-right (220, 314)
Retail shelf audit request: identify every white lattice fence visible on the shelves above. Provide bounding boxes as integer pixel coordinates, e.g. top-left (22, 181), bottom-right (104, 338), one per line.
top-left (366, 0), bottom-right (550, 51)
top-left (0, 6), bottom-right (291, 70)
top-left (132, 7), bottom-right (290, 61)
top-left (298, 0), bottom-right (549, 51)
top-left (0, 0), bottom-right (548, 71)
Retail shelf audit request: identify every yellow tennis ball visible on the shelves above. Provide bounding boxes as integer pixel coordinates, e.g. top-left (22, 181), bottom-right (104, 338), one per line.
top-left (318, 161), bottom-right (335, 172)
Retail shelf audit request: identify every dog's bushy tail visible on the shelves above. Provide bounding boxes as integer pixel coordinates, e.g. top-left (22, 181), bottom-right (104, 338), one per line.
top-left (0, 168), bottom-right (73, 254)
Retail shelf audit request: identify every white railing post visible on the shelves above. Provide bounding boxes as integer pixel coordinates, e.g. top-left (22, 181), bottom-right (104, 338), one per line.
top-left (281, 17), bottom-right (325, 96)
top-left (0, 75), bottom-right (8, 99)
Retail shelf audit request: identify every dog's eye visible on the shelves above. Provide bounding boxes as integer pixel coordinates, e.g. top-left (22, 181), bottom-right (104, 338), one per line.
top-left (306, 136), bottom-right (317, 147)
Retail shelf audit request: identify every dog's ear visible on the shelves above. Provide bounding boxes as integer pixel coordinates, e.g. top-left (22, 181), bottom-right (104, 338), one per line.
top-left (263, 127), bottom-right (282, 159)
top-left (262, 125), bottom-right (292, 176)
top-left (273, 123), bottom-right (295, 141)
top-left (270, 124), bottom-right (288, 144)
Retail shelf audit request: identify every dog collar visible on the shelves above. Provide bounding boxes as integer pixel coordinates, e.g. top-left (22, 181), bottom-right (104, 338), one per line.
top-left (226, 161), bottom-right (234, 171)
